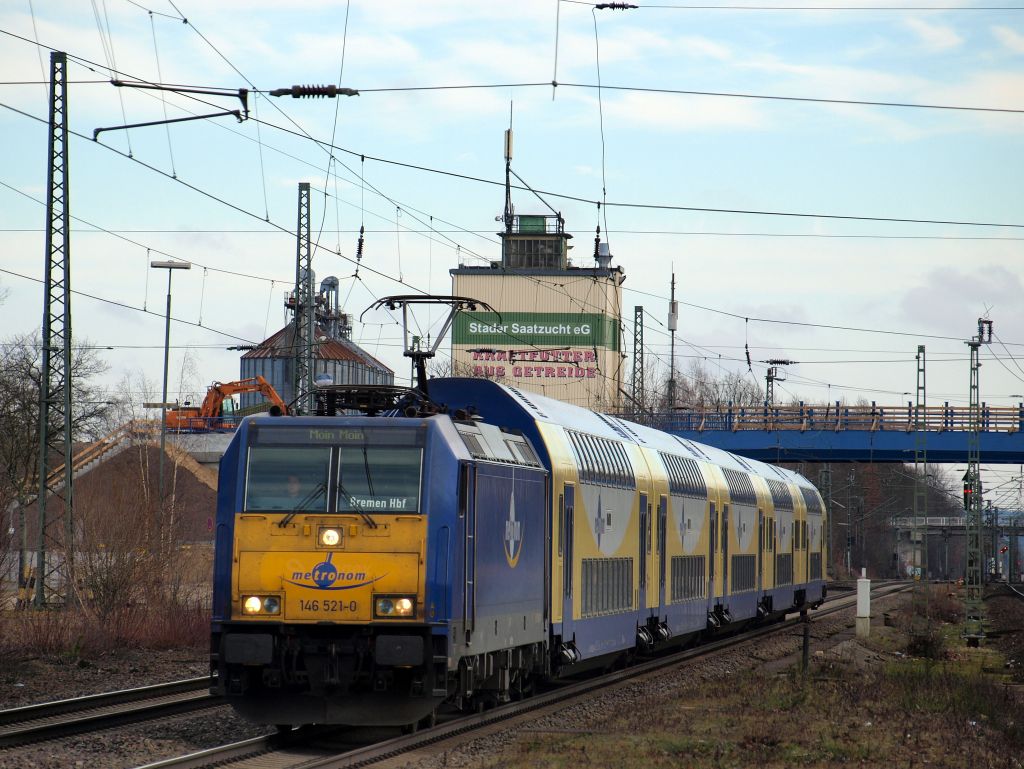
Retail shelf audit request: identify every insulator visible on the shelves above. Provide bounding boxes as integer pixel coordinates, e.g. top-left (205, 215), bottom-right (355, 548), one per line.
top-left (270, 84), bottom-right (359, 98)
top-left (356, 225), bottom-right (365, 261)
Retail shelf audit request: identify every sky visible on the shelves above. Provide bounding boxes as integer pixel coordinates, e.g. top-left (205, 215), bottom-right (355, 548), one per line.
top-left (1, 1), bottom-right (1023, 503)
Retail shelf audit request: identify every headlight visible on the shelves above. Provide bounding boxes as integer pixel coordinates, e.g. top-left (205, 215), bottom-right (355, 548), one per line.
top-left (243, 595), bottom-right (262, 614)
top-left (319, 527), bottom-right (342, 547)
top-left (241, 594), bottom-right (281, 615)
top-left (374, 594), bottom-right (416, 618)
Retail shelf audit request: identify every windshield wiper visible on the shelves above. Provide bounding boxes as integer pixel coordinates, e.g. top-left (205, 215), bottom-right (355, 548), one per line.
top-left (338, 477), bottom-right (378, 529)
top-left (362, 445), bottom-right (376, 497)
top-left (278, 481), bottom-right (326, 528)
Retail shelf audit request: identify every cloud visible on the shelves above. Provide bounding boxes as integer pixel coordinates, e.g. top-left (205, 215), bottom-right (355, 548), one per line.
top-left (904, 18), bottom-right (963, 52)
top-left (598, 91), bottom-right (766, 132)
top-left (898, 266), bottom-right (1024, 340)
top-left (992, 25), bottom-right (1024, 55)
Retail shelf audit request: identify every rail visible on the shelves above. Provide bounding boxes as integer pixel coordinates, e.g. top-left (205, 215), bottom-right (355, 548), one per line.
top-left (644, 402), bottom-right (1024, 434)
top-left (0, 676), bottom-right (216, 747)
top-left (135, 583), bottom-right (908, 769)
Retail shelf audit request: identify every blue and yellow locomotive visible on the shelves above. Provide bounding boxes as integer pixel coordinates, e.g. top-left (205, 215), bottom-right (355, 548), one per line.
top-left (210, 378), bottom-right (827, 727)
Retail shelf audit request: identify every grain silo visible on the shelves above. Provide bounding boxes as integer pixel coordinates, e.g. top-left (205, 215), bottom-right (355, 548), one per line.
top-left (239, 275), bottom-right (393, 411)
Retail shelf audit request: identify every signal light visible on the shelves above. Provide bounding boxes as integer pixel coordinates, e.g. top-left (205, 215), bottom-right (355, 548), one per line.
top-left (963, 481), bottom-right (973, 508)
top-left (1000, 545), bottom-right (1009, 554)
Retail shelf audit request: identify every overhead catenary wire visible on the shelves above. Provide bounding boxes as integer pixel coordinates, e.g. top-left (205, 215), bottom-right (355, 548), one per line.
top-left (4, 149), bottom-right (1023, 359)
top-left (0, 265), bottom-right (256, 344)
top-left (561, 0), bottom-right (1024, 9)
top-left (351, 80), bottom-right (1024, 116)
top-left (4, 29), bottom-right (1019, 399)
top-left (4, 28), bottom-right (1022, 233)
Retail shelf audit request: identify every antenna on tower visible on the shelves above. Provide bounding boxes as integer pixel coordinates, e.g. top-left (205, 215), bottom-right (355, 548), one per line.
top-left (667, 271), bottom-right (677, 408)
top-left (503, 103), bottom-right (514, 236)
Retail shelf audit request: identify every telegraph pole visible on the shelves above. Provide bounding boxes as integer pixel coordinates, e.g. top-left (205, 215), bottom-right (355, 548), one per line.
top-left (963, 317), bottom-right (992, 646)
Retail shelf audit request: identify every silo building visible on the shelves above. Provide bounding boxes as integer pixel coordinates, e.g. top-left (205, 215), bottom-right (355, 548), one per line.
top-left (239, 275), bottom-right (393, 411)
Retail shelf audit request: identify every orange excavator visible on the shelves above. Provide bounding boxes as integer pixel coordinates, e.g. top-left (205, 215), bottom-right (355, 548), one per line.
top-left (165, 376), bottom-right (288, 432)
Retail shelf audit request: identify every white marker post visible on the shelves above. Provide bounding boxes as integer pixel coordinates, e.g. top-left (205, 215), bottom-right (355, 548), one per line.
top-left (856, 567), bottom-right (871, 638)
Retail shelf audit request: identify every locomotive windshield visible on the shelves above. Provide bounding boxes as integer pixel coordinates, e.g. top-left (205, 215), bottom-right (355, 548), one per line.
top-left (245, 447), bottom-right (330, 512)
top-left (243, 424), bottom-right (424, 514)
top-left (337, 445), bottom-right (421, 514)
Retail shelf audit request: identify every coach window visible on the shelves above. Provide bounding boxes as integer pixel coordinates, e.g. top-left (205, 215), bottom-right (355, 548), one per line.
top-left (583, 435), bottom-right (600, 484)
top-left (245, 447), bottom-right (330, 512)
top-left (596, 437), bottom-right (612, 486)
top-left (595, 438), bottom-right (612, 486)
top-left (582, 435), bottom-right (598, 484)
top-left (601, 440), bottom-right (616, 486)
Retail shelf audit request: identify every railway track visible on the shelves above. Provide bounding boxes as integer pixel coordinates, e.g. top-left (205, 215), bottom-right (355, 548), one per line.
top-left (134, 581), bottom-right (910, 769)
top-left (0, 676), bottom-right (220, 747)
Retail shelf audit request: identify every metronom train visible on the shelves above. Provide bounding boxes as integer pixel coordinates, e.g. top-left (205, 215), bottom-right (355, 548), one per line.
top-left (210, 378), bottom-right (827, 728)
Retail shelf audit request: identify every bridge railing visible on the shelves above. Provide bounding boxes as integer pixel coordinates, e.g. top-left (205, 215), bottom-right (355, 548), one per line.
top-left (647, 402), bottom-right (1024, 433)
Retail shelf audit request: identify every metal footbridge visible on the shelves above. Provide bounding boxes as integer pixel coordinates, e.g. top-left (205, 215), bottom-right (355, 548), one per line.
top-left (648, 401), bottom-right (1024, 463)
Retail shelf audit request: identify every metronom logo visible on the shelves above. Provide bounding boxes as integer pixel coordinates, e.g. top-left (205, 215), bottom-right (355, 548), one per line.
top-left (284, 552), bottom-right (383, 591)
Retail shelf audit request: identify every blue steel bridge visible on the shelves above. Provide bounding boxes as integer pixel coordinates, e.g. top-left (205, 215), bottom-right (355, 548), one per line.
top-left (646, 401), bottom-right (1024, 464)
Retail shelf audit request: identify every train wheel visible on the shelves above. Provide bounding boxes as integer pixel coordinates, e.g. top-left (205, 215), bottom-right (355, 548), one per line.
top-left (420, 709), bottom-right (437, 729)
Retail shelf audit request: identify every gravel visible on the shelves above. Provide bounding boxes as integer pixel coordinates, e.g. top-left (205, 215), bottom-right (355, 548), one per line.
top-left (2, 587), bottom-right (1020, 769)
top-left (0, 647), bottom-right (272, 769)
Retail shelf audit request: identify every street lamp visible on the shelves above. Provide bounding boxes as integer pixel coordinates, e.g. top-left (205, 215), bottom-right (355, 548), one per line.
top-left (150, 259), bottom-right (190, 539)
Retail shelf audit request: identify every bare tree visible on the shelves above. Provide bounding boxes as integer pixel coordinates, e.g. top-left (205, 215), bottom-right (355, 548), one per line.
top-left (0, 334), bottom-right (112, 606)
top-left (675, 359), bottom-right (762, 410)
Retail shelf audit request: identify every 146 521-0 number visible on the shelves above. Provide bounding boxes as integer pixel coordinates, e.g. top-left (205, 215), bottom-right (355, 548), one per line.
top-left (298, 599), bottom-right (357, 613)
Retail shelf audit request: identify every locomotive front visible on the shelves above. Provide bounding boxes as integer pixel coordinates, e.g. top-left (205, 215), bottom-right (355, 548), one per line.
top-left (210, 415), bottom-right (453, 727)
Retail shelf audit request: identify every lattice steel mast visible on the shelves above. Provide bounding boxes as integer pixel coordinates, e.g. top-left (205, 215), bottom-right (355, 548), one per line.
top-left (964, 318), bottom-right (992, 645)
top-left (292, 182), bottom-right (314, 415)
top-left (35, 51), bottom-right (74, 607)
top-left (911, 346), bottom-right (929, 626)
top-left (667, 274), bottom-right (677, 410)
top-left (632, 306), bottom-right (644, 420)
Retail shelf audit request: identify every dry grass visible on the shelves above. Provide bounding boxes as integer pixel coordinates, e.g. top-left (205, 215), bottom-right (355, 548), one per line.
top-left (0, 597), bottom-right (209, 667)
top-left (477, 641), bottom-right (1024, 769)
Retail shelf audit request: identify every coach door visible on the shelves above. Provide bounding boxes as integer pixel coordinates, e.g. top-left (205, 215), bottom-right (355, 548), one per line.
top-left (722, 505), bottom-right (730, 597)
top-left (757, 509), bottom-right (764, 592)
top-left (638, 493), bottom-right (649, 611)
top-left (462, 466), bottom-right (477, 643)
top-left (561, 484), bottom-right (575, 640)
top-left (708, 502), bottom-right (717, 599)
top-left (658, 495), bottom-right (668, 611)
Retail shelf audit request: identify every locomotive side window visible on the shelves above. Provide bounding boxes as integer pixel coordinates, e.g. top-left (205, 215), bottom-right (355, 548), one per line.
top-left (245, 447), bottom-right (330, 511)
